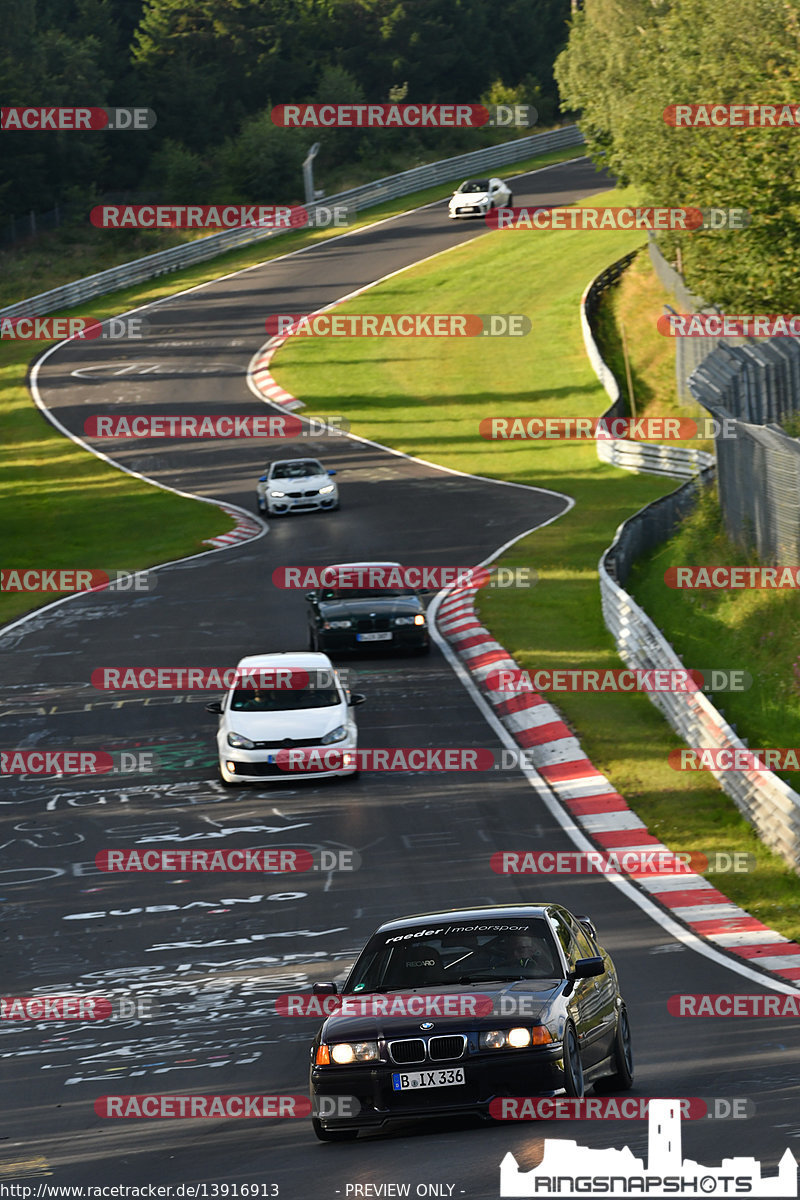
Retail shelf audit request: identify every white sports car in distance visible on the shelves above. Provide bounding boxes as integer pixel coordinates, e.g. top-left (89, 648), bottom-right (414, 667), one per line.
top-left (448, 177), bottom-right (513, 219)
top-left (257, 457), bottom-right (339, 516)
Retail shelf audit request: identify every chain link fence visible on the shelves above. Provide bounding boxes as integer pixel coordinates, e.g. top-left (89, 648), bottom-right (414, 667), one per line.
top-left (689, 340), bottom-right (800, 562)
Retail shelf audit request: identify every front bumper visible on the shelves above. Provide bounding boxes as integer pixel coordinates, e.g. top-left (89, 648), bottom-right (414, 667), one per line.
top-left (310, 1044), bottom-right (564, 1131)
top-left (449, 205), bottom-right (488, 219)
top-left (315, 628), bottom-right (429, 654)
top-left (268, 493), bottom-right (337, 514)
top-left (219, 745), bottom-right (357, 783)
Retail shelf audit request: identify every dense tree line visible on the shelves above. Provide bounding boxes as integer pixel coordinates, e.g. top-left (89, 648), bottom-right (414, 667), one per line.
top-left (555, 0), bottom-right (800, 311)
top-left (1, 0), bottom-right (570, 228)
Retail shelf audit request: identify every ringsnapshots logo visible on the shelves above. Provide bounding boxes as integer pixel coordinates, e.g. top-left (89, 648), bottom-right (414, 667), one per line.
top-left (0, 316), bottom-right (149, 341)
top-left (83, 414), bottom-right (349, 438)
top-left (1, 568), bottom-right (155, 593)
top-left (265, 313), bottom-right (531, 337)
top-left (664, 103), bottom-right (800, 127)
top-left (498, 1099), bottom-right (795, 1198)
top-left (270, 103), bottom-right (537, 128)
top-left (1, 107), bottom-right (156, 131)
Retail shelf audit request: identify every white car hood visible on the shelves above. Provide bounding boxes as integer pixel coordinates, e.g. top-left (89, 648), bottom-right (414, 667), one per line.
top-left (270, 473), bottom-right (331, 489)
top-left (225, 707), bottom-right (345, 740)
top-left (452, 191), bottom-right (488, 204)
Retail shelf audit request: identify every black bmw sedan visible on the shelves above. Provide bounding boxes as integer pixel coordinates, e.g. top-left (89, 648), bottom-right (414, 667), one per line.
top-left (308, 903), bottom-right (633, 1140)
top-left (306, 560), bottom-right (430, 655)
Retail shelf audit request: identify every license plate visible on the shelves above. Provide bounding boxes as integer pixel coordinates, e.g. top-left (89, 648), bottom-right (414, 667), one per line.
top-left (356, 632), bottom-right (392, 642)
top-left (391, 1068), bottom-right (465, 1091)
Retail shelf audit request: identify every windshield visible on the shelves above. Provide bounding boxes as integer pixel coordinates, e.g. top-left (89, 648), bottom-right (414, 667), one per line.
top-left (229, 687), bottom-right (340, 711)
top-left (458, 180), bottom-right (489, 193)
top-left (270, 461), bottom-right (324, 480)
top-left (319, 587), bottom-right (416, 601)
top-left (345, 920), bottom-right (562, 991)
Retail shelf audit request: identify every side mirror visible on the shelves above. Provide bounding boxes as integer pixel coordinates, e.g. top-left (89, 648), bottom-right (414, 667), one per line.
top-left (312, 982), bottom-right (338, 995)
top-left (327, 469), bottom-right (337, 476)
top-left (569, 956), bottom-right (605, 981)
top-left (305, 592), bottom-right (317, 603)
top-left (349, 693), bottom-right (366, 706)
top-left (205, 700), bottom-right (223, 714)
top-left (258, 475), bottom-right (267, 482)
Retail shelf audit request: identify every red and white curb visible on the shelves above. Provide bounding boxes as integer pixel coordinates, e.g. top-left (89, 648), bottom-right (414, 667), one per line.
top-left (249, 332), bottom-right (306, 412)
top-left (436, 581), bottom-right (800, 987)
top-left (202, 504), bottom-right (264, 548)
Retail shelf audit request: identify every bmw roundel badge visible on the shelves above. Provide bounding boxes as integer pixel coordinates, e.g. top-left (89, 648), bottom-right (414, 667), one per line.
top-left (419, 1022), bottom-right (434, 1030)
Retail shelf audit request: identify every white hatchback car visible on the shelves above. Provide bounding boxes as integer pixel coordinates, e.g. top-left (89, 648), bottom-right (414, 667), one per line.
top-left (448, 177), bottom-right (513, 218)
top-left (207, 652), bottom-right (364, 785)
top-left (257, 458), bottom-right (339, 516)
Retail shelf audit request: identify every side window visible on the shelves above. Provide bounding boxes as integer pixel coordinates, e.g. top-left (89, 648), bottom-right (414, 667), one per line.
top-left (549, 912), bottom-right (576, 967)
top-left (569, 919), bottom-right (597, 961)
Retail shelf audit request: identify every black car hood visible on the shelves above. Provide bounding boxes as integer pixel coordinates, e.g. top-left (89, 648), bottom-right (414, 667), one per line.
top-left (319, 980), bottom-right (563, 1041)
top-left (317, 597), bottom-right (423, 618)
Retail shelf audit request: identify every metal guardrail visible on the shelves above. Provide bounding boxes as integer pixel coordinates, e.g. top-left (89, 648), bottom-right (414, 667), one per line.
top-left (0, 124), bottom-right (584, 321)
top-left (580, 251), bottom-right (714, 480)
top-left (587, 254), bottom-right (800, 871)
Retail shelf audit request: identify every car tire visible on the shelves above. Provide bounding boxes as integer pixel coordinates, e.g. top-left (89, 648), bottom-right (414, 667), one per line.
top-left (593, 1006), bottom-right (634, 1093)
top-left (414, 642), bottom-right (431, 655)
top-left (562, 1024), bottom-right (585, 1098)
top-left (256, 497), bottom-right (266, 515)
top-left (312, 1118), bottom-right (358, 1142)
top-left (507, 193), bottom-right (513, 207)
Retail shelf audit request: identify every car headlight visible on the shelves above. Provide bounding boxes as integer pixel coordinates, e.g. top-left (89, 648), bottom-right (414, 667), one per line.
top-left (319, 484), bottom-right (336, 494)
top-left (227, 731), bottom-right (255, 749)
top-left (269, 490), bottom-right (286, 498)
top-left (321, 724), bottom-right (347, 745)
top-left (480, 1027), bottom-right (551, 1050)
top-left (323, 620), bottom-right (353, 629)
top-left (330, 1041), bottom-right (379, 1065)
top-left (394, 614), bottom-right (426, 626)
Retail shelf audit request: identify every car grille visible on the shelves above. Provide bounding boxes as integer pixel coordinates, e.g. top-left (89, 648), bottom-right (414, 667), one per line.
top-left (388, 1040), bottom-right (426, 1064)
top-left (388, 1035), bottom-right (466, 1064)
top-left (249, 737), bottom-right (324, 749)
top-left (287, 489), bottom-right (319, 498)
top-left (356, 617), bottom-right (392, 633)
top-left (429, 1035), bottom-right (466, 1061)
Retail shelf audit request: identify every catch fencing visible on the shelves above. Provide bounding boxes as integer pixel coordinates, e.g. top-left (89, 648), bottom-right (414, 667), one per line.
top-left (689, 340), bottom-right (800, 562)
top-left (589, 255), bottom-right (800, 872)
top-left (0, 124), bottom-right (584, 322)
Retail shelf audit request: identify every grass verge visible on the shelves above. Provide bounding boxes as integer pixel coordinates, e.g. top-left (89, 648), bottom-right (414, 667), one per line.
top-left (270, 185), bottom-right (800, 943)
top-left (1, 144), bottom-right (584, 628)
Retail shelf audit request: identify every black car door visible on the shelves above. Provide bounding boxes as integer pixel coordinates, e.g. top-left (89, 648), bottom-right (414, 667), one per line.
top-left (549, 910), bottom-right (608, 1069)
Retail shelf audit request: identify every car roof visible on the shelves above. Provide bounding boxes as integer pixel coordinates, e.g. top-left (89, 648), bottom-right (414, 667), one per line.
top-left (321, 561), bottom-right (402, 571)
top-left (234, 651), bottom-right (335, 670)
top-left (374, 904), bottom-right (561, 933)
top-left (268, 458), bottom-right (324, 467)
